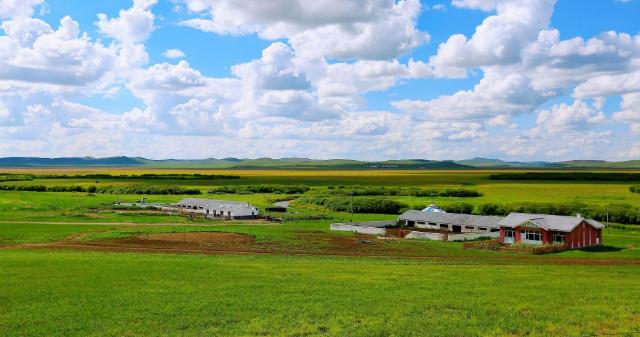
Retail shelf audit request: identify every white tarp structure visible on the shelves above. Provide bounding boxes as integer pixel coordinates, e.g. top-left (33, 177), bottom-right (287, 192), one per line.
top-left (175, 198), bottom-right (259, 219)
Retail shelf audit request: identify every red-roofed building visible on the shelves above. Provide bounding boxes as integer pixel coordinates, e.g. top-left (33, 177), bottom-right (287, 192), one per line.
top-left (499, 213), bottom-right (604, 248)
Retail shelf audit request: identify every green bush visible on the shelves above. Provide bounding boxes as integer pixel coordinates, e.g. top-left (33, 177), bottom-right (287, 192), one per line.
top-left (0, 174), bottom-right (35, 182)
top-left (0, 185), bottom-right (46, 192)
top-left (325, 185), bottom-right (482, 198)
top-left (208, 185), bottom-right (310, 195)
top-left (297, 197), bottom-right (408, 214)
top-left (95, 185), bottom-right (201, 195)
top-left (441, 203), bottom-right (475, 214)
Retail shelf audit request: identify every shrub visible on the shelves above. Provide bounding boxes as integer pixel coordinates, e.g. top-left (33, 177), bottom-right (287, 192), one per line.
top-left (96, 185), bottom-right (201, 195)
top-left (0, 174), bottom-right (35, 182)
top-left (440, 202), bottom-right (474, 214)
top-left (208, 185), bottom-right (310, 195)
top-left (325, 186), bottom-right (482, 198)
top-left (0, 185), bottom-right (46, 192)
top-left (297, 197), bottom-right (408, 214)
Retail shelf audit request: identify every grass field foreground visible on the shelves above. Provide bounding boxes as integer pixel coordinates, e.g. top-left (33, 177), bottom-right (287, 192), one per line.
top-left (1, 250), bottom-right (640, 337)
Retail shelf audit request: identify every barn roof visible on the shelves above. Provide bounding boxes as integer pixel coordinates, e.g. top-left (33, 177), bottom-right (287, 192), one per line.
top-left (176, 198), bottom-right (258, 211)
top-left (499, 212), bottom-right (604, 232)
top-left (398, 210), bottom-right (503, 228)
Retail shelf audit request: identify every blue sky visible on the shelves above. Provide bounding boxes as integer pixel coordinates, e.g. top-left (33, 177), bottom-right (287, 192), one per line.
top-left (0, 0), bottom-right (639, 160)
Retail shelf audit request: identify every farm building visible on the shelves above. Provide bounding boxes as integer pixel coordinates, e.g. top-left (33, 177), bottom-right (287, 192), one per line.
top-left (498, 213), bottom-right (604, 248)
top-left (175, 198), bottom-right (259, 219)
top-left (397, 210), bottom-right (503, 234)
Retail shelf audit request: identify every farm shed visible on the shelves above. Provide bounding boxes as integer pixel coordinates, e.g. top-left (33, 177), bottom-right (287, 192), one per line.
top-left (330, 221), bottom-right (397, 235)
top-left (498, 213), bottom-right (604, 248)
top-left (397, 210), bottom-right (503, 234)
top-left (175, 198), bottom-right (259, 219)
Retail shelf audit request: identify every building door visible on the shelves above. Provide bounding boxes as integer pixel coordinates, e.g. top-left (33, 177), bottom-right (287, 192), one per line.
top-left (452, 225), bottom-right (461, 233)
top-left (503, 229), bottom-right (515, 244)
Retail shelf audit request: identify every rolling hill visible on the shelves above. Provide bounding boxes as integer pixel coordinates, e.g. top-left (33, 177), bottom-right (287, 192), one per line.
top-left (0, 156), bottom-right (638, 169)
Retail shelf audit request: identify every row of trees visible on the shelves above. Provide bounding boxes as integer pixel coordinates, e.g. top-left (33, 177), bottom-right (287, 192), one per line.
top-left (0, 185), bottom-right (202, 195)
top-left (325, 186), bottom-right (482, 197)
top-left (0, 173), bottom-right (240, 181)
top-left (208, 185), bottom-right (310, 194)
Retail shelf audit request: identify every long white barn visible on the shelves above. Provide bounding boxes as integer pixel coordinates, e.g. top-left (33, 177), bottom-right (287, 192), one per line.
top-left (398, 210), bottom-right (503, 233)
top-left (175, 198), bottom-right (259, 219)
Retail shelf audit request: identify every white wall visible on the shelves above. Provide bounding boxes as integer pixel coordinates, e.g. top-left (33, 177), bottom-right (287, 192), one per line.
top-left (405, 231), bottom-right (499, 241)
top-left (405, 231), bottom-right (447, 240)
top-left (448, 231), bottom-right (499, 241)
top-left (330, 224), bottom-right (386, 235)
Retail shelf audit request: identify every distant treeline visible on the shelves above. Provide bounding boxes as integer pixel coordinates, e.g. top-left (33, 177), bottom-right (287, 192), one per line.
top-left (296, 196), bottom-right (640, 223)
top-left (0, 174), bottom-right (35, 182)
top-left (208, 185), bottom-right (310, 195)
top-left (0, 185), bottom-right (201, 195)
top-left (326, 185), bottom-right (482, 197)
top-left (297, 197), bottom-right (408, 214)
top-left (489, 172), bottom-right (640, 182)
top-left (0, 173), bottom-right (240, 181)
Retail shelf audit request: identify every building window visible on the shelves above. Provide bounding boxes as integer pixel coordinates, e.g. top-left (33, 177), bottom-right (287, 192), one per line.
top-left (504, 229), bottom-right (515, 238)
top-left (439, 224), bottom-right (449, 229)
top-left (552, 233), bottom-right (565, 244)
top-left (479, 227), bottom-right (487, 231)
top-left (465, 226), bottom-right (475, 230)
top-left (523, 231), bottom-right (542, 242)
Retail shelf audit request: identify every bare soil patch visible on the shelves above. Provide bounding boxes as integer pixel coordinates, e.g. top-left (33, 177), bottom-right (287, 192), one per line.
top-left (4, 229), bottom-right (640, 266)
top-left (140, 232), bottom-right (255, 244)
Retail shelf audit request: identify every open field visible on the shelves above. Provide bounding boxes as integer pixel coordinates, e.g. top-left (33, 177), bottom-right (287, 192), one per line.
top-left (1, 250), bottom-right (640, 337)
top-left (1, 168), bottom-right (640, 336)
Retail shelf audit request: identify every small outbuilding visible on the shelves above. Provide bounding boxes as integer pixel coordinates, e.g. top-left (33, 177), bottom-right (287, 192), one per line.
top-left (498, 213), bottom-right (604, 248)
top-left (398, 210), bottom-right (503, 233)
top-left (175, 198), bottom-right (259, 219)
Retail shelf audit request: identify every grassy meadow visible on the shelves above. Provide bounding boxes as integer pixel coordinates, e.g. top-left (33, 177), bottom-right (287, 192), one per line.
top-left (2, 250), bottom-right (640, 337)
top-left (1, 168), bottom-right (640, 336)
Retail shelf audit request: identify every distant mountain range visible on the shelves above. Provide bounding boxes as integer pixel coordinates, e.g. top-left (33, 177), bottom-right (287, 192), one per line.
top-left (0, 156), bottom-right (639, 169)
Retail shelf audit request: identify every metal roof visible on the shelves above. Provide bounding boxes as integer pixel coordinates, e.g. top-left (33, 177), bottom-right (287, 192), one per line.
top-left (176, 198), bottom-right (258, 212)
top-left (398, 210), bottom-right (503, 228)
top-left (498, 212), bottom-right (604, 232)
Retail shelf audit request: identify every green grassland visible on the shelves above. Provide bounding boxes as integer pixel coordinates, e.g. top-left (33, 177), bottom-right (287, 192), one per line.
top-left (1, 250), bottom-right (639, 337)
top-left (1, 168), bottom-right (640, 336)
